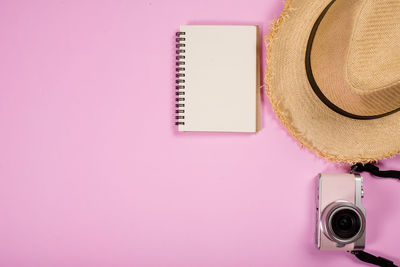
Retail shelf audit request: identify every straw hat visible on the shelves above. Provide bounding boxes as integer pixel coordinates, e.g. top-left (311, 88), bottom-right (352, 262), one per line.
top-left (266, 0), bottom-right (400, 163)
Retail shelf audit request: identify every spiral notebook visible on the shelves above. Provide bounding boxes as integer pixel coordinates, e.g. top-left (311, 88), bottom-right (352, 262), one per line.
top-left (175, 25), bottom-right (260, 132)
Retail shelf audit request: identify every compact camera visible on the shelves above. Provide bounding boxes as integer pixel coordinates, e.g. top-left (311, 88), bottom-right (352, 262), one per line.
top-left (316, 174), bottom-right (366, 250)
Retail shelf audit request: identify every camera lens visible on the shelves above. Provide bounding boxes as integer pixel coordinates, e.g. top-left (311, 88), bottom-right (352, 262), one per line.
top-left (330, 208), bottom-right (362, 239)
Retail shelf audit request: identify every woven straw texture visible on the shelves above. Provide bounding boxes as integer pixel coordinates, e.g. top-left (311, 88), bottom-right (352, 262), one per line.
top-left (266, 0), bottom-right (400, 163)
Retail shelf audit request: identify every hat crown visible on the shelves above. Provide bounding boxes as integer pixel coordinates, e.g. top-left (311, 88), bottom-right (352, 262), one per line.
top-left (310, 0), bottom-right (400, 117)
top-left (266, 0), bottom-right (400, 162)
top-left (348, 0), bottom-right (400, 94)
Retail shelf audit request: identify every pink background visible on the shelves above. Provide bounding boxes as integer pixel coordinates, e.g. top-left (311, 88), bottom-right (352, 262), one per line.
top-left (0, 0), bottom-right (399, 266)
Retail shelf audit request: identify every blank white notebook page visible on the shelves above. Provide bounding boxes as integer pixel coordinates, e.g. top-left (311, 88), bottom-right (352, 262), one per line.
top-left (177, 25), bottom-right (259, 132)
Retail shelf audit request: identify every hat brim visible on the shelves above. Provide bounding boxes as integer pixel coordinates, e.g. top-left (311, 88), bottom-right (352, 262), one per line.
top-left (266, 0), bottom-right (400, 163)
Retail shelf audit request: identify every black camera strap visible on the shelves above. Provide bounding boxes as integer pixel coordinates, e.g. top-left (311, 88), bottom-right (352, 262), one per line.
top-left (349, 163), bottom-right (399, 267)
top-left (350, 251), bottom-right (397, 267)
top-left (351, 163), bottom-right (400, 181)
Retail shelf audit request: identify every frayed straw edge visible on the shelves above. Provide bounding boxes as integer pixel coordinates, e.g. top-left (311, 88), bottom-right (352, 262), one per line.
top-left (264, 0), bottom-right (399, 164)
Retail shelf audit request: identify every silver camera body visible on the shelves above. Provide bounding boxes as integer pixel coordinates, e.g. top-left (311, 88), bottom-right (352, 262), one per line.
top-left (316, 173), bottom-right (366, 250)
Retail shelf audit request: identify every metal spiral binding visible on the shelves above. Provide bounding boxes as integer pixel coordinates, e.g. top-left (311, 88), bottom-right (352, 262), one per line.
top-left (175, 31), bottom-right (186, 126)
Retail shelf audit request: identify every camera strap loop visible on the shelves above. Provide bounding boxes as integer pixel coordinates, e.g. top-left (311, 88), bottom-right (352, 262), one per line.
top-left (349, 163), bottom-right (399, 267)
top-left (351, 251), bottom-right (397, 267)
top-left (350, 163), bottom-right (400, 181)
